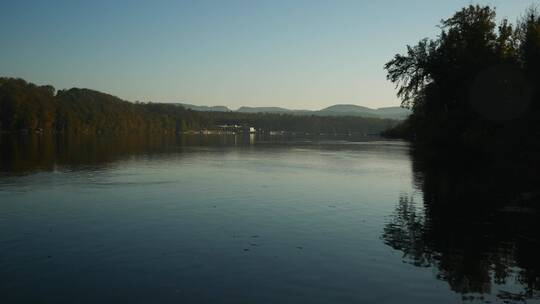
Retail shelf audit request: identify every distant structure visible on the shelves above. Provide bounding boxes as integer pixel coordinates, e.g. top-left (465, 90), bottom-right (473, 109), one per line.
top-left (216, 125), bottom-right (257, 134)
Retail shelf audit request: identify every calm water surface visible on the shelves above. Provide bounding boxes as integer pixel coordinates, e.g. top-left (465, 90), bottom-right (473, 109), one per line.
top-left (1, 135), bottom-right (539, 303)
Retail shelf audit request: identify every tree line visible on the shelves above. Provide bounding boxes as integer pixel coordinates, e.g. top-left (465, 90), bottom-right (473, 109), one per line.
top-left (0, 78), bottom-right (206, 134)
top-left (200, 111), bottom-right (395, 135)
top-left (384, 5), bottom-right (540, 156)
top-left (0, 77), bottom-right (396, 135)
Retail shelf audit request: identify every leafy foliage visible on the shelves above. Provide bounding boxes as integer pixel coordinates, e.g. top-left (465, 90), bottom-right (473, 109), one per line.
top-left (385, 5), bottom-right (540, 152)
top-left (0, 78), bottom-right (56, 131)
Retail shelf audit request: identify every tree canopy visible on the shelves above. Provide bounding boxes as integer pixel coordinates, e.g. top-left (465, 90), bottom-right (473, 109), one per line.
top-left (385, 5), bottom-right (540, 153)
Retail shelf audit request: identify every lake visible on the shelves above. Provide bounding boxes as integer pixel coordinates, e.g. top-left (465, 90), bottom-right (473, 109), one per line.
top-left (1, 135), bottom-right (539, 303)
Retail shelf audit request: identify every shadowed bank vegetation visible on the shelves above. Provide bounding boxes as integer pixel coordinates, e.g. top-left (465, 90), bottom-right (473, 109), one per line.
top-left (0, 78), bottom-right (396, 136)
top-left (384, 5), bottom-right (540, 158)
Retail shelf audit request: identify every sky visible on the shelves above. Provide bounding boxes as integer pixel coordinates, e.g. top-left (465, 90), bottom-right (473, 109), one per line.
top-left (0, 0), bottom-right (536, 110)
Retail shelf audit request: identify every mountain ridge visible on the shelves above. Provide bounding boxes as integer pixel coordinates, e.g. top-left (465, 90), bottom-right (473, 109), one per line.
top-left (176, 103), bottom-right (410, 120)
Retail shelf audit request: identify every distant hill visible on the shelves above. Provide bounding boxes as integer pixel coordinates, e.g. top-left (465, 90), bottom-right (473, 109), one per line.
top-left (237, 106), bottom-right (291, 113)
top-left (170, 102), bottom-right (410, 120)
top-left (319, 104), bottom-right (378, 117)
top-left (319, 104), bottom-right (410, 120)
top-left (176, 103), bottom-right (231, 112)
top-left (235, 104), bottom-right (410, 120)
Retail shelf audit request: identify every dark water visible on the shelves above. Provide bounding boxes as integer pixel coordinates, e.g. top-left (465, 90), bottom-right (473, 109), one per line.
top-left (1, 135), bottom-right (539, 303)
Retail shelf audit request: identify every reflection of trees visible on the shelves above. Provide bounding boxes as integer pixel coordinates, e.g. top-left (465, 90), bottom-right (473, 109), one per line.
top-left (382, 147), bottom-right (540, 302)
top-left (0, 134), bottom-right (256, 175)
top-left (0, 134), bottom-right (176, 174)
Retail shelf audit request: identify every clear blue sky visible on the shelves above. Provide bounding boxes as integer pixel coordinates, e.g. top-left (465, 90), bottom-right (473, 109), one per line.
top-left (0, 0), bottom-right (535, 109)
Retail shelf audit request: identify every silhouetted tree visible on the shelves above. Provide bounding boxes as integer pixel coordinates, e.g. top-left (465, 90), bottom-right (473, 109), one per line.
top-left (384, 5), bottom-right (540, 155)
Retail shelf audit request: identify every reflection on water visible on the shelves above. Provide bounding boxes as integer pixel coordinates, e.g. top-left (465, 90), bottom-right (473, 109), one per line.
top-left (0, 134), bottom-right (385, 175)
top-left (1, 134), bottom-right (539, 303)
top-left (382, 147), bottom-right (540, 303)
top-left (0, 134), bottom-right (252, 175)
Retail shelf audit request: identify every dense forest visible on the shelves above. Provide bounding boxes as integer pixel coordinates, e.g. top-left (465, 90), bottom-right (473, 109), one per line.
top-left (384, 5), bottom-right (540, 158)
top-left (0, 78), bottom-right (207, 134)
top-left (0, 77), bottom-right (396, 135)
